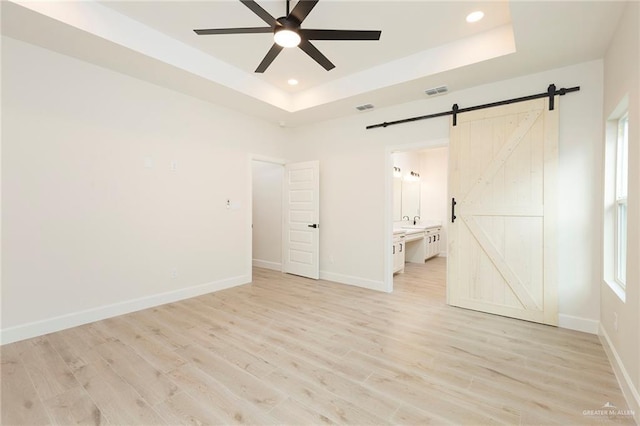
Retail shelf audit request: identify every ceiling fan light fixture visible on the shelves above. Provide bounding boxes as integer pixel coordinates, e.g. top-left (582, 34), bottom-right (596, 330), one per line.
top-left (274, 28), bottom-right (301, 48)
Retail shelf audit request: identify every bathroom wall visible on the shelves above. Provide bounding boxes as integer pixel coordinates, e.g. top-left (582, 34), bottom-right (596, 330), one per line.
top-left (392, 151), bottom-right (421, 185)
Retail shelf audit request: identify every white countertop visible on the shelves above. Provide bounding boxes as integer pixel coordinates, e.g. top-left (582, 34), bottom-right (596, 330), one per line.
top-left (394, 220), bottom-right (442, 236)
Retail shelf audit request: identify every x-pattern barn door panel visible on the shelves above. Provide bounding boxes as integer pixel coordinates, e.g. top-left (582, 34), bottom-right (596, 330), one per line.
top-left (448, 98), bottom-right (558, 325)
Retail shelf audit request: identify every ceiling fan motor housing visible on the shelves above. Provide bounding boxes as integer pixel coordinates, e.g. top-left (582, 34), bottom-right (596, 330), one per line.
top-left (276, 16), bottom-right (301, 30)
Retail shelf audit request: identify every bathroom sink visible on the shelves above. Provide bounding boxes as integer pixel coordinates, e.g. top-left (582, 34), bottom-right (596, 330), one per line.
top-left (403, 228), bottom-right (426, 236)
top-left (402, 221), bottom-right (442, 230)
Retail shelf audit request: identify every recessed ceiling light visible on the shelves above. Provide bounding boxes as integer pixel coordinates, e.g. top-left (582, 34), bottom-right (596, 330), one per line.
top-left (287, 78), bottom-right (299, 86)
top-left (466, 11), bottom-right (484, 23)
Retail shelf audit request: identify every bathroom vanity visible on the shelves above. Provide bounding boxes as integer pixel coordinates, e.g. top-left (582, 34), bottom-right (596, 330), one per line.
top-left (392, 230), bottom-right (406, 274)
top-left (395, 223), bottom-right (442, 265)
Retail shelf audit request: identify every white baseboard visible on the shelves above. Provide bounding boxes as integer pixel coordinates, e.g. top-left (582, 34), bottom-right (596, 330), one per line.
top-left (252, 259), bottom-right (282, 271)
top-left (0, 274), bottom-right (250, 345)
top-left (320, 271), bottom-right (388, 293)
top-left (599, 324), bottom-right (640, 424)
top-left (558, 314), bottom-right (599, 334)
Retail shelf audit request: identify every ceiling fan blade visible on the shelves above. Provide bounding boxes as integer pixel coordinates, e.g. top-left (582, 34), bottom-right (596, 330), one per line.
top-left (298, 39), bottom-right (335, 71)
top-left (300, 29), bottom-right (382, 41)
top-left (194, 27), bottom-right (273, 35)
top-left (240, 0), bottom-right (277, 26)
top-left (289, 0), bottom-right (318, 23)
top-left (255, 43), bottom-right (284, 73)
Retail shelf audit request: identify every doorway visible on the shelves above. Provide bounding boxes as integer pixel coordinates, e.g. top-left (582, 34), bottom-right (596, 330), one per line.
top-left (251, 158), bottom-right (285, 272)
top-left (251, 157), bottom-right (321, 280)
top-left (385, 139), bottom-right (449, 292)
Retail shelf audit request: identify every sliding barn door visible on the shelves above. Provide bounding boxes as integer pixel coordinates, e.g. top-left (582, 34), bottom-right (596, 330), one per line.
top-left (447, 98), bottom-right (558, 325)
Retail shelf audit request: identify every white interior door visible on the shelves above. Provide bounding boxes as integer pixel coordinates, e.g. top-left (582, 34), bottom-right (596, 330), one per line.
top-left (447, 98), bottom-right (558, 325)
top-left (283, 161), bottom-right (319, 279)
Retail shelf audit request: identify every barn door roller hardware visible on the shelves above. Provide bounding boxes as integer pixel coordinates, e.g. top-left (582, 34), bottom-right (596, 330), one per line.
top-left (366, 84), bottom-right (580, 130)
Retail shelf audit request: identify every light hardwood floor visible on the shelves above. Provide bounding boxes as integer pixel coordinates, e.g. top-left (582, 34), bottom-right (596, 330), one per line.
top-left (1, 258), bottom-right (635, 425)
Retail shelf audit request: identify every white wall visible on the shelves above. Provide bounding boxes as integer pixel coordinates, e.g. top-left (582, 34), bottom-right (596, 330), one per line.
top-left (599, 1), bottom-right (640, 419)
top-left (1, 36), bottom-right (285, 343)
top-left (286, 59), bottom-right (605, 331)
top-left (251, 161), bottom-right (283, 270)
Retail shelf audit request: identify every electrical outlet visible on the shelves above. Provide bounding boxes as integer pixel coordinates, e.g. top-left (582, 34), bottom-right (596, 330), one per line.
top-left (613, 312), bottom-right (618, 332)
top-left (170, 160), bottom-right (178, 171)
top-left (170, 268), bottom-right (178, 279)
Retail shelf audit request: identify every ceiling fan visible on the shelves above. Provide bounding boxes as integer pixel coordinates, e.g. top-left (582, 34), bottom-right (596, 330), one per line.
top-left (194, 0), bottom-right (382, 73)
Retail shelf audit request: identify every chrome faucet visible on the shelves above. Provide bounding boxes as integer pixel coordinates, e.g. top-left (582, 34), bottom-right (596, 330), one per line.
top-left (402, 216), bottom-right (410, 222)
top-left (413, 216), bottom-right (420, 225)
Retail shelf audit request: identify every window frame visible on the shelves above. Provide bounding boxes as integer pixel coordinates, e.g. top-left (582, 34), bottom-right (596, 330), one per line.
top-left (613, 113), bottom-right (629, 288)
top-left (603, 98), bottom-right (629, 302)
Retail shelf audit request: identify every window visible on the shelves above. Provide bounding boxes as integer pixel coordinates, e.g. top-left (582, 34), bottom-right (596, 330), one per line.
top-left (614, 113), bottom-right (628, 287)
top-left (604, 101), bottom-right (629, 301)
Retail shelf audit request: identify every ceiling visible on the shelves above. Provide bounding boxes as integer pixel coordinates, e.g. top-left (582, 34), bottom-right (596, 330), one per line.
top-left (1, 1), bottom-right (627, 126)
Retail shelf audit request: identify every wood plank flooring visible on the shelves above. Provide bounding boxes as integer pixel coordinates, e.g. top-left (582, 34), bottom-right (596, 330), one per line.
top-left (1, 258), bottom-right (635, 425)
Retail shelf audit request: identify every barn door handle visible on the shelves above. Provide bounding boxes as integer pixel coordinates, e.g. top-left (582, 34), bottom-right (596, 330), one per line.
top-left (308, 224), bottom-right (318, 228)
top-left (451, 198), bottom-right (457, 223)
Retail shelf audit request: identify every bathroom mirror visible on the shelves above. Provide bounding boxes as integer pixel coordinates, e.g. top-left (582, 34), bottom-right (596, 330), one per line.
top-left (393, 176), bottom-right (402, 221)
top-left (401, 180), bottom-right (420, 219)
